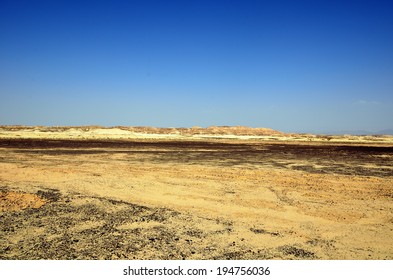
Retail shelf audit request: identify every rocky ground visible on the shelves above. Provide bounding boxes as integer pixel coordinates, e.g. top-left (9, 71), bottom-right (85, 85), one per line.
top-left (0, 131), bottom-right (392, 260)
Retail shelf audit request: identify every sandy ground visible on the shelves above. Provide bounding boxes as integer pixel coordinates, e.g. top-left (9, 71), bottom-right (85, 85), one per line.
top-left (0, 133), bottom-right (393, 259)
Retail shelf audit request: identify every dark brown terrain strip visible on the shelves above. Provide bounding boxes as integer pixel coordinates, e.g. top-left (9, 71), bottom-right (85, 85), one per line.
top-left (1, 138), bottom-right (393, 151)
top-left (1, 139), bottom-right (392, 177)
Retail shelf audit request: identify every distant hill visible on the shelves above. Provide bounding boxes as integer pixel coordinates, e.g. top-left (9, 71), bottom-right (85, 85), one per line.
top-left (113, 125), bottom-right (284, 136)
top-left (2, 125), bottom-right (392, 137)
top-left (0, 125), bottom-right (284, 136)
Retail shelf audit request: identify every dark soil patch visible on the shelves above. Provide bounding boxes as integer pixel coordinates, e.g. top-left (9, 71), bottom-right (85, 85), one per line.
top-left (36, 189), bottom-right (61, 202)
top-left (279, 245), bottom-right (317, 259)
top-left (250, 228), bottom-right (280, 236)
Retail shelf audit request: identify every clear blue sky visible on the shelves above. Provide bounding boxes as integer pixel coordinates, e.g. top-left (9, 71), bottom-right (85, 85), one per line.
top-left (1, 0), bottom-right (392, 133)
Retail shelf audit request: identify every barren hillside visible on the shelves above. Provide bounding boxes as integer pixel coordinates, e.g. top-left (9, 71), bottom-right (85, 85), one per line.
top-left (0, 125), bottom-right (392, 144)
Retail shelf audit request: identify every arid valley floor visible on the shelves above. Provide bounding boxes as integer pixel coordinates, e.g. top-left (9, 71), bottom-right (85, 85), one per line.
top-left (1, 126), bottom-right (392, 259)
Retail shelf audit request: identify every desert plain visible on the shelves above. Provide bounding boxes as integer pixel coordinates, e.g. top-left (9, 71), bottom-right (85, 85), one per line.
top-left (0, 126), bottom-right (392, 260)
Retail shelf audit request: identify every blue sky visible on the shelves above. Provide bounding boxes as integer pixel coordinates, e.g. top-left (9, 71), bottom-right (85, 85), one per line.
top-left (1, 0), bottom-right (392, 133)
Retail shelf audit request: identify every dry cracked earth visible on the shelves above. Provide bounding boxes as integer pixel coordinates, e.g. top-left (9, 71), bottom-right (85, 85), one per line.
top-left (1, 139), bottom-right (393, 259)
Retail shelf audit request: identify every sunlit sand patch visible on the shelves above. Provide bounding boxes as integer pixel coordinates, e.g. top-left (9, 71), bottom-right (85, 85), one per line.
top-left (72, 221), bottom-right (106, 233)
top-left (116, 221), bottom-right (162, 230)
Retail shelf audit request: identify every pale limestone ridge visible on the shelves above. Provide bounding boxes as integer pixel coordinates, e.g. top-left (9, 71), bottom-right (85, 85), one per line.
top-left (0, 125), bottom-right (283, 138)
top-left (114, 125), bottom-right (284, 136)
top-left (1, 125), bottom-right (392, 143)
